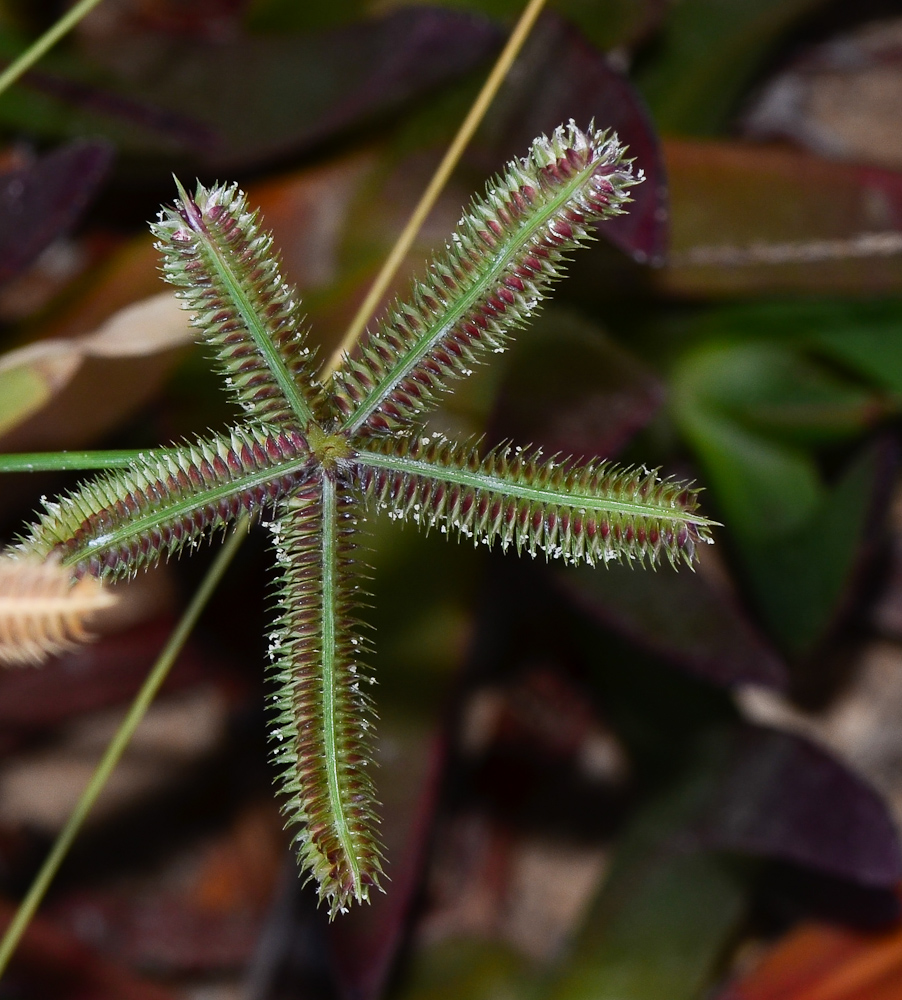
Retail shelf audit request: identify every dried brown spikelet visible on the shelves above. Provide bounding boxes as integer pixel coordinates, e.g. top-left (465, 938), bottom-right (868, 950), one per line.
top-left (0, 555), bottom-right (117, 666)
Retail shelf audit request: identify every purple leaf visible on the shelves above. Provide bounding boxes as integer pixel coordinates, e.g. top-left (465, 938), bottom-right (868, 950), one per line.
top-left (474, 13), bottom-right (668, 264)
top-left (702, 725), bottom-right (902, 887)
top-left (40, 9), bottom-right (501, 171)
top-left (0, 618), bottom-right (228, 753)
top-left (0, 899), bottom-right (179, 1000)
top-left (561, 559), bottom-right (787, 690)
top-left (490, 308), bottom-right (665, 460)
top-left (21, 67), bottom-right (219, 154)
top-left (0, 139), bottom-right (113, 285)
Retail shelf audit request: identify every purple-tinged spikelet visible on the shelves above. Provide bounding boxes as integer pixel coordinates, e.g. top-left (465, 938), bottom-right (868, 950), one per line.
top-left (267, 475), bottom-right (383, 916)
top-left (153, 181), bottom-right (326, 428)
top-left (354, 436), bottom-right (713, 568)
top-left (332, 122), bottom-right (641, 438)
top-left (19, 426), bottom-right (314, 580)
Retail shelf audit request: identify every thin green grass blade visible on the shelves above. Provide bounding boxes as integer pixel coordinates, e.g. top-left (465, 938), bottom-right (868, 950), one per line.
top-left (0, 450), bottom-right (150, 473)
top-left (0, 0), bottom-right (106, 97)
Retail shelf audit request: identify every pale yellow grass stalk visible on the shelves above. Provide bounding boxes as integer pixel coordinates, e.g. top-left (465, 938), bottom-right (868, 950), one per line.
top-left (0, 555), bottom-right (116, 665)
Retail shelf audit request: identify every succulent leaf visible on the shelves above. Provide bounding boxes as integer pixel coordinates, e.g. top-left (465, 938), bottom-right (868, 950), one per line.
top-left (19, 426), bottom-right (314, 580)
top-left (332, 121), bottom-right (641, 437)
top-left (267, 474), bottom-right (383, 916)
top-left (153, 180), bottom-right (326, 427)
top-left (354, 436), bottom-right (713, 567)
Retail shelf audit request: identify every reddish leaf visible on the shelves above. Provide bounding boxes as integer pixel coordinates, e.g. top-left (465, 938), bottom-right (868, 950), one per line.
top-left (328, 732), bottom-right (447, 1000)
top-left (0, 140), bottom-right (112, 285)
top-left (476, 13), bottom-right (668, 264)
top-left (20, 66), bottom-right (219, 154)
top-left (27, 9), bottom-right (500, 171)
top-left (562, 559), bottom-right (788, 689)
top-left (0, 617), bottom-right (240, 752)
top-left (659, 139), bottom-right (902, 295)
top-left (490, 307), bottom-right (665, 461)
top-left (0, 899), bottom-right (177, 1000)
top-left (45, 803), bottom-right (285, 974)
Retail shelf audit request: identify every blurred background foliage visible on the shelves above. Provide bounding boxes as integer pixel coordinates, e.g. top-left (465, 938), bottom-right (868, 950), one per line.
top-left (2, 1), bottom-right (902, 998)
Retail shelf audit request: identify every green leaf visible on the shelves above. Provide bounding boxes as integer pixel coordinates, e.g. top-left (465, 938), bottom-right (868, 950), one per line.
top-left (690, 299), bottom-right (902, 396)
top-left (677, 341), bottom-right (887, 449)
top-left (545, 746), bottom-right (749, 1000)
top-left (673, 340), bottom-right (886, 654)
top-left (738, 445), bottom-right (881, 656)
top-left (674, 347), bottom-right (822, 543)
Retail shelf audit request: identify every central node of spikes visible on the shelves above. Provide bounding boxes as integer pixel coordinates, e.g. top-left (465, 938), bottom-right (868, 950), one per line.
top-left (308, 427), bottom-right (352, 469)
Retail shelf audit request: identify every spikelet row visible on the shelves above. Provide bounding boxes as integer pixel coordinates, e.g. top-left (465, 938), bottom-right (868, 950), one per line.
top-left (333, 121), bottom-right (641, 437)
top-left (153, 181), bottom-right (325, 426)
top-left (0, 554), bottom-right (116, 666)
top-left (20, 426), bottom-right (314, 580)
top-left (354, 436), bottom-right (712, 567)
top-left (266, 474), bottom-right (383, 916)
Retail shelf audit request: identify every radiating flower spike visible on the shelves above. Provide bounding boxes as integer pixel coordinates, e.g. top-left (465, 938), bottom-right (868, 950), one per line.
top-left (17, 426), bottom-right (315, 580)
top-left (267, 483), bottom-right (384, 917)
top-left (353, 436), bottom-right (714, 569)
top-left (331, 121), bottom-right (642, 439)
top-left (153, 178), bottom-right (327, 427)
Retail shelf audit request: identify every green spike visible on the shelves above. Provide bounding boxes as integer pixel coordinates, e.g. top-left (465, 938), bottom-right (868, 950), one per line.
top-left (153, 179), bottom-right (326, 427)
top-left (332, 122), bottom-right (641, 438)
top-left (354, 437), bottom-right (715, 568)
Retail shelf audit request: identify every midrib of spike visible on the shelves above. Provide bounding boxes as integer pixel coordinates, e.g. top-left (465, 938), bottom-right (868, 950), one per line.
top-left (188, 207), bottom-right (315, 428)
top-left (59, 452), bottom-right (314, 568)
top-left (357, 450), bottom-right (714, 526)
top-left (320, 472), bottom-right (362, 899)
top-left (340, 157), bottom-right (601, 436)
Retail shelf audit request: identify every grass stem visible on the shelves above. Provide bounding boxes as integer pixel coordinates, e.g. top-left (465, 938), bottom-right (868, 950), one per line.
top-left (0, 0), bottom-right (107, 98)
top-left (0, 450), bottom-right (149, 473)
top-left (322, 0), bottom-right (549, 377)
top-left (0, 518), bottom-right (249, 979)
